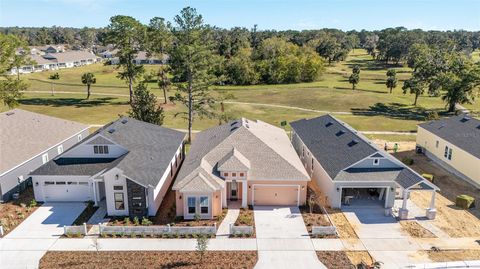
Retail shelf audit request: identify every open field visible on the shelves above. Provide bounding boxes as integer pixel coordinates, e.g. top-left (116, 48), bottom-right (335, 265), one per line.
top-left (39, 251), bottom-right (258, 269)
top-left (394, 151), bottom-right (480, 238)
top-left (3, 49), bottom-right (478, 137)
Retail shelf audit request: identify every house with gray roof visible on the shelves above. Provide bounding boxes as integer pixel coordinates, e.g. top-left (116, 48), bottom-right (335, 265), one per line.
top-left (30, 117), bottom-right (185, 218)
top-left (416, 114), bottom-right (480, 188)
top-left (173, 118), bottom-right (310, 220)
top-left (0, 109), bottom-right (88, 202)
top-left (43, 50), bottom-right (98, 68)
top-left (290, 115), bottom-right (439, 220)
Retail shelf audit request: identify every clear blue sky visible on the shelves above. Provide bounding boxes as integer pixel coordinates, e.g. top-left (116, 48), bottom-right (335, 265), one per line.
top-left (1, 0), bottom-right (479, 31)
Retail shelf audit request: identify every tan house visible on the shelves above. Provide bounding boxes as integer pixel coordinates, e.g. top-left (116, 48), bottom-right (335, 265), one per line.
top-left (417, 114), bottom-right (480, 188)
top-left (172, 119), bottom-right (310, 220)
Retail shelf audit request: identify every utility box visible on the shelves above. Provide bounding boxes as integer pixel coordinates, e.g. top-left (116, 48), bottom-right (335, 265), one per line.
top-left (456, 195), bottom-right (475, 209)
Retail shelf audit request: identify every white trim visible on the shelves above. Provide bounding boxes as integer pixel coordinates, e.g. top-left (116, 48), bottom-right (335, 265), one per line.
top-left (251, 183), bottom-right (300, 207)
top-left (0, 128), bottom-right (88, 176)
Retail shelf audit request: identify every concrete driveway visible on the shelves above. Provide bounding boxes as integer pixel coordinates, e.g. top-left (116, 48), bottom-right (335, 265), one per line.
top-left (0, 202), bottom-right (86, 269)
top-left (253, 206), bottom-right (326, 269)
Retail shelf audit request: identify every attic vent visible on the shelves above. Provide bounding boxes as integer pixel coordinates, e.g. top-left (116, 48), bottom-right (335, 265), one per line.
top-left (6, 112), bottom-right (14, 116)
top-left (325, 121), bottom-right (333, 127)
top-left (108, 128), bottom-right (115, 134)
top-left (230, 126), bottom-right (238, 132)
top-left (348, 139), bottom-right (359, 147)
top-left (121, 119), bottom-right (128, 124)
top-left (335, 130), bottom-right (346, 137)
top-left (460, 116), bottom-right (470, 123)
top-left (230, 121), bottom-right (237, 126)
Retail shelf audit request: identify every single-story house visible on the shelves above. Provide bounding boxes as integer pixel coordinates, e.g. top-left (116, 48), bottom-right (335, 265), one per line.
top-left (416, 114), bottom-right (480, 188)
top-left (172, 118), bottom-right (310, 220)
top-left (30, 117), bottom-right (186, 218)
top-left (43, 50), bottom-right (97, 68)
top-left (100, 49), bottom-right (118, 59)
top-left (9, 54), bottom-right (59, 75)
top-left (0, 109), bottom-right (88, 202)
top-left (290, 115), bottom-right (439, 219)
top-left (110, 51), bottom-right (167, 65)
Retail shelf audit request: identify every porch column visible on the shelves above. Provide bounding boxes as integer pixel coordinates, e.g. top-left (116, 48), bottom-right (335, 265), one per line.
top-left (426, 191), bottom-right (437, 220)
top-left (398, 189), bottom-right (409, 220)
top-left (242, 181), bottom-right (248, 208)
top-left (222, 185), bottom-right (227, 208)
top-left (92, 180), bottom-right (98, 206)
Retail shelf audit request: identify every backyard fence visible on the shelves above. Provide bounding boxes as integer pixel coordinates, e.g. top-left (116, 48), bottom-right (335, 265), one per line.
top-left (229, 224), bottom-right (254, 236)
top-left (99, 224), bottom-right (217, 236)
top-left (64, 223), bottom-right (88, 236)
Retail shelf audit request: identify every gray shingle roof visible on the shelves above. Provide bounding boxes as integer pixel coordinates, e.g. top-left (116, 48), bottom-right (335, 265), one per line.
top-left (419, 114), bottom-right (480, 159)
top-left (31, 157), bottom-right (123, 176)
top-left (31, 117), bottom-right (185, 187)
top-left (217, 148), bottom-right (251, 171)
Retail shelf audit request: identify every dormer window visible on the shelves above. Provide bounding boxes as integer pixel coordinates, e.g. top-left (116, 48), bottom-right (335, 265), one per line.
top-left (224, 172), bottom-right (228, 177)
top-left (240, 172), bottom-right (244, 177)
top-left (94, 145), bottom-right (109, 154)
top-left (232, 172), bottom-right (237, 177)
top-left (373, 158), bottom-right (380, 165)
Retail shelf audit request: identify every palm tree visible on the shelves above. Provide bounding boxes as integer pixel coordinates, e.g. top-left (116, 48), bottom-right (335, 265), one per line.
top-left (386, 69), bottom-right (397, 93)
top-left (49, 73), bottom-right (60, 96)
top-left (81, 72), bottom-right (96, 100)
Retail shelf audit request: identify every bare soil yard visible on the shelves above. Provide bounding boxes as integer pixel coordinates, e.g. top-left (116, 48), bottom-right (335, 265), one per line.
top-left (422, 250), bottom-right (480, 262)
top-left (300, 186), bottom-right (337, 238)
top-left (399, 221), bottom-right (436, 238)
top-left (317, 251), bottom-right (374, 269)
top-left (394, 151), bottom-right (480, 237)
top-left (0, 187), bottom-right (40, 235)
top-left (39, 251), bottom-right (258, 269)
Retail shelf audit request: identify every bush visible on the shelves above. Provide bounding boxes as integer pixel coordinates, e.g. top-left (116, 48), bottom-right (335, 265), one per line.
top-left (28, 199), bottom-right (37, 208)
top-left (124, 217), bottom-right (131, 225)
top-left (402, 157), bottom-right (414, 165)
top-left (141, 217), bottom-right (152, 226)
top-left (133, 216), bottom-right (140, 226)
top-left (426, 111), bottom-right (440, 121)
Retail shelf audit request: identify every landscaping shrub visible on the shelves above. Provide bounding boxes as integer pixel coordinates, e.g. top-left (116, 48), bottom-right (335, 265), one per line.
top-left (133, 216), bottom-right (140, 226)
top-left (141, 217), bottom-right (152, 226)
top-left (402, 157), bottom-right (414, 165)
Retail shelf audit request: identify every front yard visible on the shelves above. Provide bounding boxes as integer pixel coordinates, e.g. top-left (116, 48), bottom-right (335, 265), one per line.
top-left (232, 206), bottom-right (255, 238)
top-left (300, 187), bottom-right (337, 238)
top-left (39, 251), bottom-right (258, 269)
top-left (317, 251), bottom-right (375, 269)
top-left (0, 186), bottom-right (40, 236)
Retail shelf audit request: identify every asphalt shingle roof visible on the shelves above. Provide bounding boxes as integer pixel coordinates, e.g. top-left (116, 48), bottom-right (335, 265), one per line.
top-left (419, 114), bottom-right (480, 159)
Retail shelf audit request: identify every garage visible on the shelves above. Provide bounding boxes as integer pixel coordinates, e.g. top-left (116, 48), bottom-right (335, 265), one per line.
top-left (42, 179), bottom-right (92, 202)
top-left (340, 187), bottom-right (389, 208)
top-left (253, 184), bottom-right (299, 206)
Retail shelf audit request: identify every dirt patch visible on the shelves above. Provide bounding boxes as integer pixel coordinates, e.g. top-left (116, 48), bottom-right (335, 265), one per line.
top-left (394, 151), bottom-right (480, 237)
top-left (0, 186), bottom-right (41, 235)
top-left (399, 221), bottom-right (436, 238)
top-left (372, 139), bottom-right (416, 152)
top-left (300, 187), bottom-right (337, 238)
top-left (39, 251), bottom-right (258, 269)
top-left (422, 250), bottom-right (480, 262)
top-left (317, 251), bottom-right (374, 269)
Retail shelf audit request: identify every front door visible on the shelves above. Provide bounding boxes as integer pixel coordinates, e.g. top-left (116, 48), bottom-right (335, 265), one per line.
top-left (230, 180), bottom-right (238, 200)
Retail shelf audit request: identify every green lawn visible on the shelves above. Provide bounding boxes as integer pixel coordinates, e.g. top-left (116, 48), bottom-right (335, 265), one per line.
top-left (5, 49), bottom-right (478, 141)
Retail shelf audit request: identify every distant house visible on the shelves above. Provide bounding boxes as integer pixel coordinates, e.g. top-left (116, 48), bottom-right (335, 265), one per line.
top-left (8, 54), bottom-right (58, 75)
top-left (173, 119), bottom-right (310, 220)
top-left (43, 50), bottom-right (97, 68)
top-left (100, 49), bottom-right (118, 59)
top-left (416, 114), bottom-right (480, 188)
top-left (30, 117), bottom-right (185, 218)
top-left (110, 51), bottom-right (167, 65)
top-left (290, 115), bottom-right (439, 219)
top-left (0, 109), bottom-right (88, 202)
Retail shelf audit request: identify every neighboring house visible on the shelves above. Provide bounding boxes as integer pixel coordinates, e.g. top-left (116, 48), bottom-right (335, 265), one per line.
top-left (30, 117), bottom-right (186, 218)
top-left (43, 45), bottom-right (66, 53)
top-left (100, 49), bottom-right (118, 59)
top-left (110, 51), bottom-right (167, 65)
top-left (290, 115), bottom-right (439, 219)
top-left (9, 54), bottom-right (59, 75)
top-left (416, 114), bottom-right (480, 188)
top-left (173, 119), bottom-right (310, 220)
top-left (0, 109), bottom-right (88, 202)
top-left (43, 51), bottom-right (97, 68)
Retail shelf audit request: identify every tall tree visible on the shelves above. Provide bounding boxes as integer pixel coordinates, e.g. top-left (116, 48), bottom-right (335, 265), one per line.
top-left (157, 65), bottom-right (171, 104)
top-left (81, 72), bottom-right (96, 100)
top-left (128, 82), bottom-right (164, 125)
top-left (169, 7), bottom-right (217, 142)
top-left (146, 17), bottom-right (172, 57)
top-left (385, 69), bottom-right (397, 93)
top-left (106, 15), bottom-right (146, 104)
top-left (0, 34), bottom-right (28, 107)
top-left (402, 77), bottom-right (426, 106)
top-left (349, 73), bottom-right (360, 90)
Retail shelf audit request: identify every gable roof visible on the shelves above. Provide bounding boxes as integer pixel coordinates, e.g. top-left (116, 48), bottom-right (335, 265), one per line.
top-left (31, 117), bottom-right (185, 187)
top-left (217, 148), bottom-right (251, 171)
top-left (43, 51), bottom-right (96, 63)
top-left (419, 114), bottom-right (480, 159)
top-left (0, 109), bottom-right (88, 175)
top-left (173, 119), bottom-right (309, 191)
top-left (291, 115), bottom-right (436, 189)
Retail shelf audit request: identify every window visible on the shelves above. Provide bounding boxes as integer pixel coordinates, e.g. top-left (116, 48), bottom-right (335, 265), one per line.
top-left (224, 172), bottom-right (228, 177)
top-left (239, 173), bottom-right (244, 177)
top-left (67, 181), bottom-right (77, 185)
top-left (133, 201), bottom-right (142, 207)
top-left (56, 181), bottom-right (66, 185)
top-left (311, 158), bottom-right (314, 169)
top-left (113, 186), bottom-right (123, 191)
top-left (44, 181), bottom-right (55, 185)
top-left (373, 158), bottom-right (380, 165)
top-left (93, 145), bottom-right (109, 155)
top-left (232, 173), bottom-right (237, 177)
top-left (448, 148), bottom-right (453, 160)
top-left (42, 153), bottom-right (49, 164)
top-left (435, 141), bottom-right (439, 148)
top-left (444, 146), bottom-right (449, 158)
top-left (57, 145), bottom-right (64, 154)
top-left (78, 182), bottom-right (88, 186)
top-left (200, 196), bottom-right (209, 214)
top-left (77, 134), bottom-right (83, 141)
top-left (302, 147), bottom-right (305, 157)
top-left (187, 197), bottom-right (196, 214)
top-left (114, 193), bottom-right (125, 210)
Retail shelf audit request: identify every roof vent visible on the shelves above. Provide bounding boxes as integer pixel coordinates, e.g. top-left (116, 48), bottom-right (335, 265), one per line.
top-left (348, 139), bottom-right (359, 147)
top-left (325, 121), bottom-right (333, 127)
top-left (335, 130), bottom-right (346, 137)
top-left (108, 128), bottom-right (115, 134)
top-left (230, 126), bottom-right (238, 132)
top-left (6, 112), bottom-right (15, 116)
top-left (230, 121), bottom-right (237, 126)
top-left (460, 116), bottom-right (470, 123)
top-left (121, 119), bottom-right (128, 124)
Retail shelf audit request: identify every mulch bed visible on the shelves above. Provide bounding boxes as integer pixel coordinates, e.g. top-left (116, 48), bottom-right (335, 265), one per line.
top-left (39, 251), bottom-right (258, 269)
top-left (231, 207), bottom-right (256, 238)
top-left (0, 186), bottom-right (41, 235)
top-left (399, 221), bottom-right (437, 238)
top-left (317, 251), bottom-right (374, 269)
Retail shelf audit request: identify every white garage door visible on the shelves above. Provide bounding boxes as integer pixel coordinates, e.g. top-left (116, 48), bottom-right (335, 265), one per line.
top-left (43, 180), bottom-right (92, 202)
top-left (253, 185), bottom-right (299, 206)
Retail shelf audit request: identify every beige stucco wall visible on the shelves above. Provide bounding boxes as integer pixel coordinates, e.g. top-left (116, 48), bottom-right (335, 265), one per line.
top-left (176, 190), bottom-right (222, 219)
top-left (417, 127), bottom-right (480, 186)
top-left (246, 180), bottom-right (308, 206)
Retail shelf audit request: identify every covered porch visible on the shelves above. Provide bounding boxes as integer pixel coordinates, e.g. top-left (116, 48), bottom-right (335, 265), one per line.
top-left (397, 181), bottom-right (439, 220)
top-left (223, 179), bottom-right (248, 208)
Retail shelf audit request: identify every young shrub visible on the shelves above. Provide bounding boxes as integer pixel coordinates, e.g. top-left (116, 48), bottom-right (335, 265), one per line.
top-left (141, 217), bottom-right (152, 226)
top-left (29, 199), bottom-right (37, 208)
top-left (196, 234), bottom-right (209, 264)
top-left (124, 217), bottom-right (131, 226)
top-left (133, 216), bottom-right (140, 226)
